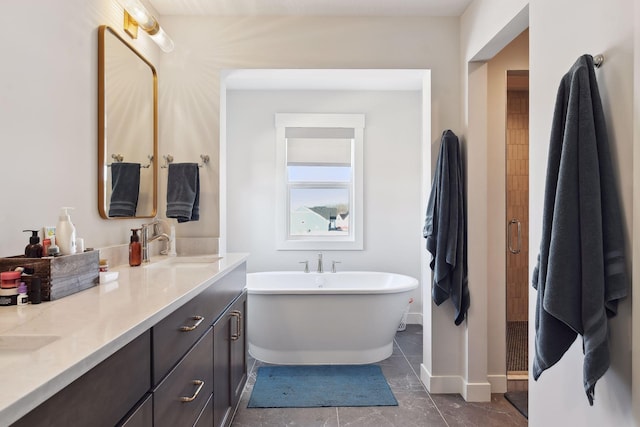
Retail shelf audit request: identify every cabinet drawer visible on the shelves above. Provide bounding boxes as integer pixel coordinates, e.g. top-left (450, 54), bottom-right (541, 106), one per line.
top-left (118, 393), bottom-right (152, 427)
top-left (154, 327), bottom-right (214, 427)
top-left (13, 331), bottom-right (151, 427)
top-left (152, 263), bottom-right (246, 384)
top-left (194, 393), bottom-right (214, 427)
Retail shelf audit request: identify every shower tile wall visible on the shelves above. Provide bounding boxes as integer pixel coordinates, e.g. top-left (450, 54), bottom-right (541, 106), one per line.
top-left (506, 89), bottom-right (529, 322)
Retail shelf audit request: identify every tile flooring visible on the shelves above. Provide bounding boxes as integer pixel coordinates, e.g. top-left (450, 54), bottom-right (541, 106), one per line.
top-left (231, 325), bottom-right (528, 426)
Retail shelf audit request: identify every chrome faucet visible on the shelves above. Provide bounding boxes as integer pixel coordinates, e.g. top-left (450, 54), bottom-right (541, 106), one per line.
top-left (317, 253), bottom-right (323, 273)
top-left (141, 219), bottom-right (171, 263)
top-left (299, 261), bottom-right (309, 273)
top-left (331, 261), bottom-right (341, 273)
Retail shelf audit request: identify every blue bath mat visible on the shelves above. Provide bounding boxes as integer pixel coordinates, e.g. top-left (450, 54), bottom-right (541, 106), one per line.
top-left (247, 364), bottom-right (398, 408)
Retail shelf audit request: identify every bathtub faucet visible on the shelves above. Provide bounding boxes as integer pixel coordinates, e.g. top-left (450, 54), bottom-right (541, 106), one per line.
top-left (299, 260), bottom-right (310, 273)
top-left (317, 253), bottom-right (323, 273)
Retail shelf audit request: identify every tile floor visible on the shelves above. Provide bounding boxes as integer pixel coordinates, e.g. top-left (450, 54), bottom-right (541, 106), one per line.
top-left (231, 325), bottom-right (528, 426)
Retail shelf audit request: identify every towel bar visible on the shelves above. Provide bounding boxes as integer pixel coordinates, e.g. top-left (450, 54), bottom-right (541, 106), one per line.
top-left (161, 154), bottom-right (210, 168)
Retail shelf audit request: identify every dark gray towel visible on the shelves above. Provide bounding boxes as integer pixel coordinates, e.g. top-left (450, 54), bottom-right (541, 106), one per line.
top-left (108, 162), bottom-right (140, 217)
top-left (167, 163), bottom-right (200, 223)
top-left (423, 130), bottom-right (469, 325)
top-left (532, 54), bottom-right (628, 405)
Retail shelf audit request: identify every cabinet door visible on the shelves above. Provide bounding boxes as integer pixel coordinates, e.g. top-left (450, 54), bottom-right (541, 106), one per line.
top-left (213, 291), bottom-right (248, 427)
top-left (229, 292), bottom-right (247, 407)
top-left (213, 309), bottom-right (232, 427)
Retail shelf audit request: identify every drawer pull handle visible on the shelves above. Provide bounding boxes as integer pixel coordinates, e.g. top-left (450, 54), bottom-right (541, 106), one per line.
top-left (230, 310), bottom-right (242, 341)
top-left (180, 380), bottom-right (205, 402)
top-left (180, 315), bottom-right (205, 332)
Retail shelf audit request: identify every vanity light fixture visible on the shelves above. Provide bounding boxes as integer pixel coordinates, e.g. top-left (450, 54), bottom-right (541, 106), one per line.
top-left (118, 0), bottom-right (174, 52)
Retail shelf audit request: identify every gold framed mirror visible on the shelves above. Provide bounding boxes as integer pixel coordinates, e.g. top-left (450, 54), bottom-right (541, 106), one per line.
top-left (98, 25), bottom-right (158, 219)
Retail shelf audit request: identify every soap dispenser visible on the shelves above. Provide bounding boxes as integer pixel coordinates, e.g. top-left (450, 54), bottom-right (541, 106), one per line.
top-left (56, 207), bottom-right (76, 255)
top-left (129, 228), bottom-right (141, 267)
top-left (23, 230), bottom-right (43, 258)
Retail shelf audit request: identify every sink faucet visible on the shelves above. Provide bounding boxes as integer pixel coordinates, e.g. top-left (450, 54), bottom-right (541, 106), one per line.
top-left (141, 219), bottom-right (171, 263)
top-left (317, 253), bottom-right (323, 273)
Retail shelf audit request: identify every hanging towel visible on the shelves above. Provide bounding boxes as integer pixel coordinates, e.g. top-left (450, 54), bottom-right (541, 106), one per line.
top-left (532, 54), bottom-right (628, 405)
top-left (423, 130), bottom-right (469, 326)
top-left (108, 162), bottom-right (140, 217)
top-left (167, 163), bottom-right (200, 223)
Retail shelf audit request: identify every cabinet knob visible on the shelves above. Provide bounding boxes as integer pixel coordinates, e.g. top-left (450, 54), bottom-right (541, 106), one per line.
top-left (179, 379), bottom-right (205, 402)
top-left (179, 315), bottom-right (205, 332)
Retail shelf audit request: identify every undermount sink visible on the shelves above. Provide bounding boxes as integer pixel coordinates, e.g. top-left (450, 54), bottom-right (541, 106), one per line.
top-left (0, 335), bottom-right (60, 352)
top-left (144, 255), bottom-right (223, 269)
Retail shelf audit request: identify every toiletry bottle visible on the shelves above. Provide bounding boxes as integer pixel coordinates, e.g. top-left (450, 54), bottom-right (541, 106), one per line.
top-left (129, 229), bottom-right (142, 267)
top-left (48, 236), bottom-right (60, 257)
top-left (29, 277), bottom-right (41, 304)
top-left (42, 238), bottom-right (51, 257)
top-left (23, 230), bottom-right (43, 258)
top-left (17, 282), bottom-right (28, 305)
top-left (56, 207), bottom-right (77, 255)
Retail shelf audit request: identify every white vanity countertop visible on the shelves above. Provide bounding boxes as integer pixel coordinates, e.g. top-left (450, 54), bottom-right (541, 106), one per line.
top-left (0, 252), bottom-right (249, 426)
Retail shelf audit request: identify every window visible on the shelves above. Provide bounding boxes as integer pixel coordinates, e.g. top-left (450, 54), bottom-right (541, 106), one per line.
top-left (276, 114), bottom-right (364, 250)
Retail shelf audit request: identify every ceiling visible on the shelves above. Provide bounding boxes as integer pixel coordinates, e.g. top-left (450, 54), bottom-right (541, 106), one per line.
top-left (148, 0), bottom-right (474, 17)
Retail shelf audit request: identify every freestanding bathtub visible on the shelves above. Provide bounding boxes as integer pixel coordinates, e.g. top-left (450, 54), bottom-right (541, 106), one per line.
top-left (246, 271), bottom-right (418, 365)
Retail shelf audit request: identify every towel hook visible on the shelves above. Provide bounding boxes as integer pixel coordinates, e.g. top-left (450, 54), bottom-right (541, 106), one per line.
top-left (593, 54), bottom-right (604, 68)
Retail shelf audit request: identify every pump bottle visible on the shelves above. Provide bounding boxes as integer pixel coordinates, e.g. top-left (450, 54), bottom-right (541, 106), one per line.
top-left (56, 207), bottom-right (76, 255)
top-left (129, 229), bottom-right (141, 267)
top-left (23, 230), bottom-right (43, 258)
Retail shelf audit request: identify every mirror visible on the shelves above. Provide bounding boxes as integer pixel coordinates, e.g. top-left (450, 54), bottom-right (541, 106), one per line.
top-left (98, 25), bottom-right (157, 219)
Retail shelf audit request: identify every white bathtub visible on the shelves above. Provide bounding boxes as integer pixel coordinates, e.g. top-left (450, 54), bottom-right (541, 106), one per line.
top-left (246, 271), bottom-right (418, 365)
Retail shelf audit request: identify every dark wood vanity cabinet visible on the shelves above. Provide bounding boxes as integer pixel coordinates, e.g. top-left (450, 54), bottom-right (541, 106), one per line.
top-left (12, 262), bottom-right (248, 427)
top-left (12, 330), bottom-right (152, 427)
top-left (213, 291), bottom-right (247, 427)
top-left (152, 263), bottom-right (248, 427)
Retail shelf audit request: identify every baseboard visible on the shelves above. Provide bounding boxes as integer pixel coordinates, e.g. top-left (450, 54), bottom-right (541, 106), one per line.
top-left (461, 380), bottom-right (492, 402)
top-left (420, 364), bottom-right (463, 394)
top-left (407, 313), bottom-right (423, 325)
top-left (420, 364), bottom-right (492, 402)
top-left (487, 374), bottom-right (507, 393)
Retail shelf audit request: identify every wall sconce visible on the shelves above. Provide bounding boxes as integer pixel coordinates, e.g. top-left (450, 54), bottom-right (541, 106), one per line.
top-left (118, 0), bottom-right (174, 52)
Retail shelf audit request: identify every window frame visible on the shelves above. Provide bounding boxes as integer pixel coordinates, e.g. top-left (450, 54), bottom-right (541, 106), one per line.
top-left (275, 113), bottom-right (364, 250)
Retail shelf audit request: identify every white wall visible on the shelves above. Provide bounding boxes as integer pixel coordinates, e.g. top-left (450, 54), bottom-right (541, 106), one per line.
top-left (485, 29), bottom-right (529, 389)
top-left (158, 16), bottom-right (461, 241)
top-left (226, 90), bottom-right (423, 314)
top-left (528, 0), bottom-right (635, 424)
top-left (0, 0), bottom-right (161, 257)
top-left (463, 0), bottom-right (637, 424)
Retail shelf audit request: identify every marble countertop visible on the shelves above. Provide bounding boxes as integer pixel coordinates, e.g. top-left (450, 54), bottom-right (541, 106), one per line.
top-left (0, 252), bottom-right (249, 426)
